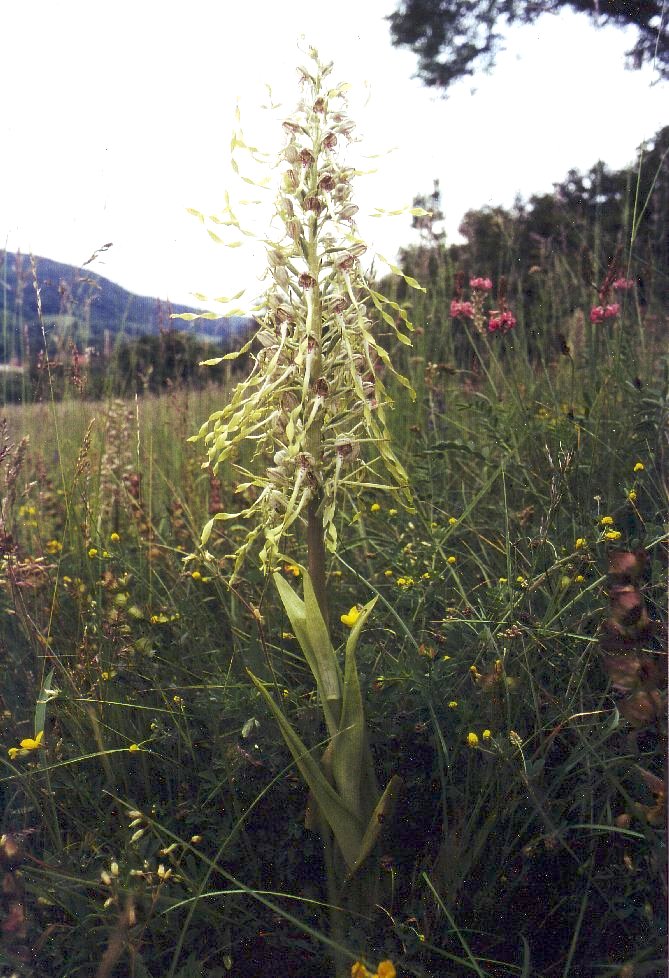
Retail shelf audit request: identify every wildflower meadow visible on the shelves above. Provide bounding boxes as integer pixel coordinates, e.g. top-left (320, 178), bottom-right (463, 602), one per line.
top-left (0, 48), bottom-right (666, 978)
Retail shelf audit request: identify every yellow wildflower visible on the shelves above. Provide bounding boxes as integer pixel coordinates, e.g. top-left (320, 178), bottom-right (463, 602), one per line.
top-left (21, 731), bottom-right (44, 750)
top-left (627, 490), bottom-right (637, 502)
top-left (370, 502), bottom-right (381, 512)
top-left (600, 515), bottom-right (614, 526)
top-left (8, 730), bottom-right (44, 760)
top-left (190, 571), bottom-right (202, 581)
top-left (604, 530), bottom-right (622, 541)
top-left (448, 700), bottom-right (458, 708)
top-left (283, 562), bottom-right (301, 577)
top-left (45, 540), bottom-right (62, 555)
top-left (633, 461), bottom-right (644, 472)
top-left (377, 963), bottom-right (396, 978)
top-left (575, 538), bottom-right (586, 549)
top-left (498, 577), bottom-right (508, 583)
top-left (351, 964), bottom-right (372, 978)
top-left (467, 732), bottom-right (479, 747)
top-left (482, 729), bottom-right (492, 740)
top-left (396, 576), bottom-right (414, 589)
top-left (128, 744), bottom-right (140, 752)
top-left (448, 516), bottom-right (457, 525)
top-left (341, 605), bottom-right (362, 628)
top-left (447, 555), bottom-right (457, 564)
top-left (384, 569), bottom-right (394, 577)
top-left (574, 574), bottom-right (585, 583)
top-left (110, 532), bottom-right (120, 542)
top-left (88, 547), bottom-right (98, 558)
top-left (421, 571), bottom-right (431, 579)
top-left (388, 508), bottom-right (398, 516)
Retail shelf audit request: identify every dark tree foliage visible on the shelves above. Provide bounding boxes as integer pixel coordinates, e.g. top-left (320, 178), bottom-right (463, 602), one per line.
top-left (388, 0), bottom-right (668, 91)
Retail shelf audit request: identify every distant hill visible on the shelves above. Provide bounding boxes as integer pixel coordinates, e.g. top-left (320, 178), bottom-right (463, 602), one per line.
top-left (0, 251), bottom-right (255, 362)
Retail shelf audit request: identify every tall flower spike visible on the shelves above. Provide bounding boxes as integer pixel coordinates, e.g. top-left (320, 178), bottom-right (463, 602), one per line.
top-left (193, 48), bottom-right (415, 578)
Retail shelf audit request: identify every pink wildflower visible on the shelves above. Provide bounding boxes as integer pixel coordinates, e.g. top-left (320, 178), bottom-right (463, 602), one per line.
top-left (590, 303), bottom-right (619, 323)
top-left (613, 277), bottom-right (635, 291)
top-left (470, 277), bottom-right (493, 291)
top-left (450, 299), bottom-right (474, 319)
top-left (488, 310), bottom-right (516, 333)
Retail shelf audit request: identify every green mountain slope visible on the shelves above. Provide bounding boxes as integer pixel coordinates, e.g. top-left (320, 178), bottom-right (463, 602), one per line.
top-left (0, 251), bottom-right (253, 362)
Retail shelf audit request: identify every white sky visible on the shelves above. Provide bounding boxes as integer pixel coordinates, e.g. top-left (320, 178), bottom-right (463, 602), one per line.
top-left (2, 0), bottom-right (666, 311)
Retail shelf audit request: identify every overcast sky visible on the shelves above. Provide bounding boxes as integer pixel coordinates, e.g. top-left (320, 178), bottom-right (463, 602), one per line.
top-left (2, 0), bottom-right (666, 310)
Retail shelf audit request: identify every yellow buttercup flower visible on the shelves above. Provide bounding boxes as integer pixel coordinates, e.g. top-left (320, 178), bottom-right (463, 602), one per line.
top-left (351, 964), bottom-right (373, 978)
top-left (110, 532), bottom-right (121, 542)
top-left (600, 515), bottom-right (614, 526)
top-left (467, 732), bottom-right (479, 747)
top-left (482, 729), bottom-right (492, 741)
top-left (575, 537), bottom-right (586, 549)
top-left (604, 530), bottom-right (622, 541)
top-left (8, 730), bottom-right (44, 760)
top-left (21, 730), bottom-right (44, 750)
top-left (448, 516), bottom-right (457, 525)
top-left (283, 562), bottom-right (301, 577)
top-left (627, 490), bottom-right (637, 502)
top-left (128, 743), bottom-right (140, 752)
top-left (633, 461), bottom-right (644, 472)
top-left (341, 605), bottom-right (362, 628)
top-left (446, 555), bottom-right (457, 564)
top-left (351, 961), bottom-right (396, 978)
top-left (370, 502), bottom-right (381, 512)
top-left (448, 700), bottom-right (458, 708)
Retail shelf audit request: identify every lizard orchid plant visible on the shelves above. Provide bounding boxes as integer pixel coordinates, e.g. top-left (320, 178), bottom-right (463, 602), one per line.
top-left (182, 46), bottom-right (426, 974)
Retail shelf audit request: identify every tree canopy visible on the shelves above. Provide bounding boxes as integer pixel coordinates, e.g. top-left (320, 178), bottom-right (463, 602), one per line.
top-left (388, 0), bottom-right (668, 91)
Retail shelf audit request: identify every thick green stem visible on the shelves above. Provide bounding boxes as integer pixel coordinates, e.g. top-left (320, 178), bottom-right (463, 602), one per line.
top-left (307, 497), bottom-right (328, 624)
top-left (305, 207), bottom-right (329, 624)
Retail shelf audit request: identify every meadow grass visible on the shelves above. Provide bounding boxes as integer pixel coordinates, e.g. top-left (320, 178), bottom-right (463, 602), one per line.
top-left (0, 289), bottom-right (666, 978)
